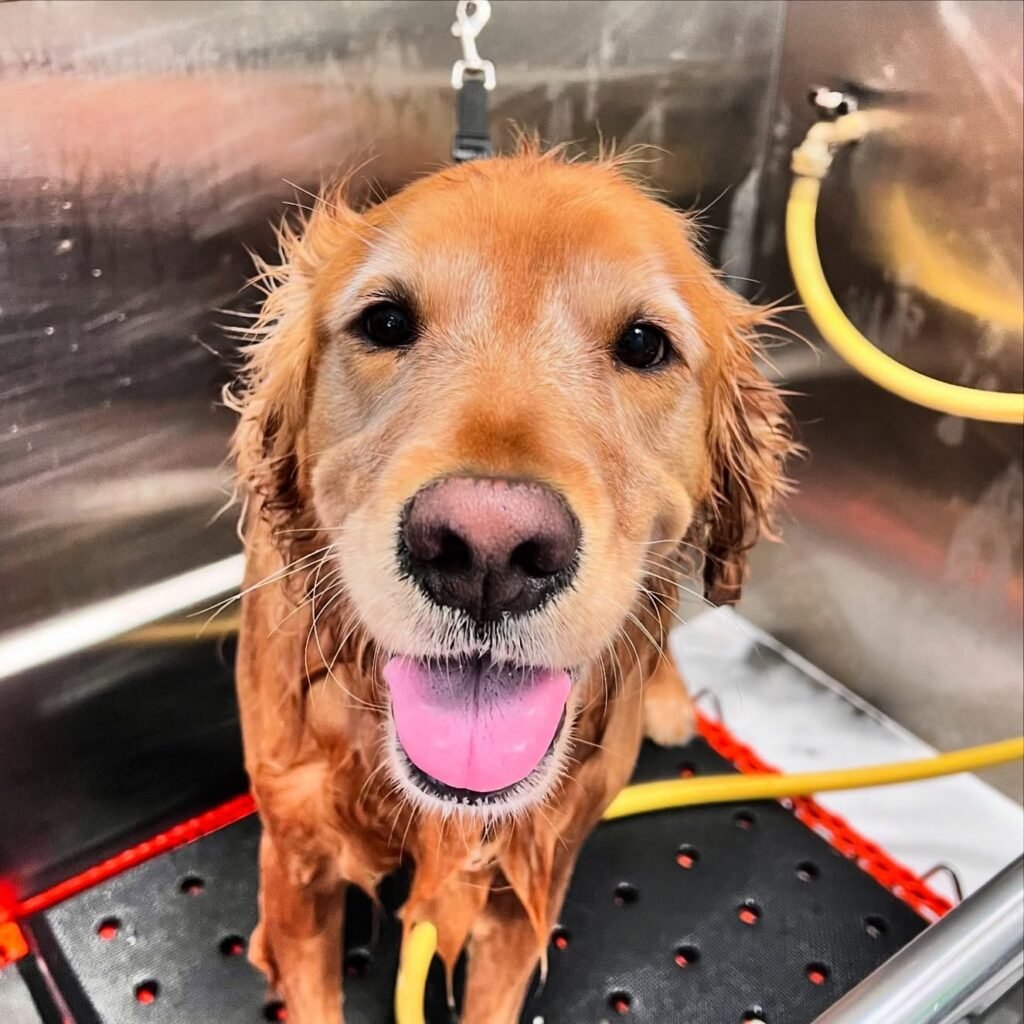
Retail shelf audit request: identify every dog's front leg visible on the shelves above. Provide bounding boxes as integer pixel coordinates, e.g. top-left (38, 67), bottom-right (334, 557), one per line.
top-left (460, 887), bottom-right (544, 1024)
top-left (643, 654), bottom-right (696, 747)
top-left (250, 832), bottom-right (346, 1024)
top-left (460, 837), bottom-right (583, 1024)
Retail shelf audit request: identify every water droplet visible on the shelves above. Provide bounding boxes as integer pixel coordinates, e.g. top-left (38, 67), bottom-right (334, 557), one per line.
top-left (25, 441), bottom-right (33, 452)
top-left (118, 376), bottom-right (133, 387)
top-left (936, 415), bottom-right (965, 447)
top-left (43, 326), bottom-right (55, 336)
top-left (116, 312), bottom-right (126, 322)
top-left (55, 238), bottom-right (73, 255)
top-left (91, 268), bottom-right (102, 278)
top-left (102, 399), bottom-right (112, 410)
top-left (61, 200), bottom-right (72, 211)
top-left (10, 424), bottom-right (18, 434)
top-left (69, 342), bottom-right (79, 353)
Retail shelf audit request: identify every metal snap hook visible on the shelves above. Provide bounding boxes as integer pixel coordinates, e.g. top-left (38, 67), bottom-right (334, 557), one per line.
top-left (451, 0), bottom-right (496, 90)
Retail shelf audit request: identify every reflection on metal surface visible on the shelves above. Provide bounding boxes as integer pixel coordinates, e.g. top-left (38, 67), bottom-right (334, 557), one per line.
top-left (0, 555), bottom-right (242, 681)
top-left (0, 638), bottom-right (246, 896)
top-left (881, 184), bottom-right (1024, 333)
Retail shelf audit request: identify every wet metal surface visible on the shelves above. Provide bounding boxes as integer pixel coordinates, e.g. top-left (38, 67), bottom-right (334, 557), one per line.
top-left (0, 0), bottom-right (783, 632)
top-left (744, 0), bottom-right (1024, 800)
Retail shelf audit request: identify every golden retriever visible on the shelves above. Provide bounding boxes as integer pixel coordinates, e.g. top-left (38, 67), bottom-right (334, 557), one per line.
top-left (229, 143), bottom-right (793, 1023)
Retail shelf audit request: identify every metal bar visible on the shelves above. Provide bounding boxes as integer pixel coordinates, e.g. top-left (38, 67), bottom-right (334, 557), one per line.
top-left (815, 856), bottom-right (1024, 1024)
top-left (0, 554), bottom-right (245, 681)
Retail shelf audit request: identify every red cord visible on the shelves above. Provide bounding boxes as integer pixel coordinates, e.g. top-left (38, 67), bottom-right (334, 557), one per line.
top-left (697, 712), bottom-right (952, 920)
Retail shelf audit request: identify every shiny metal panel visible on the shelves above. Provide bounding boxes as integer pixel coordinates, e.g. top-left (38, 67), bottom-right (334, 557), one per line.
top-left (0, 0), bottom-right (783, 633)
top-left (742, 0), bottom-right (1024, 801)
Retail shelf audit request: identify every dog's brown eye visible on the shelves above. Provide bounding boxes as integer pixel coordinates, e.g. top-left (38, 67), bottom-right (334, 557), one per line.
top-left (614, 323), bottom-right (669, 370)
top-left (360, 301), bottom-right (417, 348)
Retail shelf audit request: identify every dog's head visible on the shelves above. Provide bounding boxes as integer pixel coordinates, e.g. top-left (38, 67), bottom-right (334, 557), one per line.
top-left (233, 149), bottom-right (792, 819)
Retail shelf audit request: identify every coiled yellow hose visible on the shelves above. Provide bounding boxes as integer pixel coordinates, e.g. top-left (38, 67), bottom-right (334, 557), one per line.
top-left (395, 734), bottom-right (1024, 1023)
top-left (787, 113), bottom-right (1024, 424)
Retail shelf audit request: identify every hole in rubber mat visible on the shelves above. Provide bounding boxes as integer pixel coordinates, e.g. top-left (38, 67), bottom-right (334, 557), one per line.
top-left (343, 948), bottom-right (371, 979)
top-left (550, 926), bottom-right (570, 950)
top-left (796, 860), bottom-right (819, 882)
top-left (608, 989), bottom-right (633, 1014)
top-left (806, 963), bottom-right (829, 985)
top-left (673, 944), bottom-right (700, 968)
top-left (865, 914), bottom-right (889, 938)
top-left (737, 900), bottom-right (761, 925)
top-left (742, 1009), bottom-right (768, 1024)
top-left (675, 843), bottom-right (699, 869)
top-left (677, 760), bottom-right (699, 778)
top-left (263, 999), bottom-right (288, 1021)
top-left (134, 980), bottom-right (159, 1005)
top-left (219, 934), bottom-right (246, 957)
top-left (179, 875), bottom-right (204, 896)
top-left (612, 882), bottom-right (638, 905)
top-left (96, 916), bottom-right (120, 940)
top-left (733, 809), bottom-right (756, 830)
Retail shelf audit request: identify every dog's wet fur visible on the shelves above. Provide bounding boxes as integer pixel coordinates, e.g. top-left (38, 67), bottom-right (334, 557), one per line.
top-left (230, 142), bottom-right (794, 1023)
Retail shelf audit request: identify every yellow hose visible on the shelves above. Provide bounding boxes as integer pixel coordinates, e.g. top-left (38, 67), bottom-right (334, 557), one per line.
top-left (395, 735), bottom-right (1024, 1022)
top-left (603, 736), bottom-right (1024, 819)
top-left (787, 116), bottom-right (1024, 424)
top-left (395, 920), bottom-right (438, 1024)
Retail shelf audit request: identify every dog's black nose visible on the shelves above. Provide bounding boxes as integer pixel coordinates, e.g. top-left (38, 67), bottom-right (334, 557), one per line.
top-left (401, 477), bottom-right (580, 621)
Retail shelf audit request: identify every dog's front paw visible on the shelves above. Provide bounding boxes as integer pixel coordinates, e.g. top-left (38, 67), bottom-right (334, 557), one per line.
top-left (643, 660), bottom-right (696, 747)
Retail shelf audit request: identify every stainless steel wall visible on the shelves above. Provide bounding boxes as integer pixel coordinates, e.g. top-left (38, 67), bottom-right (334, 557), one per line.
top-left (742, 0), bottom-right (1024, 800)
top-left (0, 0), bottom-right (786, 890)
top-left (0, 0), bottom-right (1020, 889)
top-left (0, 0), bottom-right (783, 632)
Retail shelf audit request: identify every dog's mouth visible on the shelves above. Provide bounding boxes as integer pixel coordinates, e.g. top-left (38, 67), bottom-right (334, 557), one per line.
top-left (382, 654), bottom-right (572, 804)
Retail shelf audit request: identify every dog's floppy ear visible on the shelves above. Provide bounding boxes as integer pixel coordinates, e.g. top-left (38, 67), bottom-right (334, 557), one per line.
top-left (699, 287), bottom-right (795, 606)
top-left (228, 188), bottom-right (363, 544)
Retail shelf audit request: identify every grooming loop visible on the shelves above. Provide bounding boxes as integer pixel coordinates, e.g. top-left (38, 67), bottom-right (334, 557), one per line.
top-left (450, 0), bottom-right (496, 162)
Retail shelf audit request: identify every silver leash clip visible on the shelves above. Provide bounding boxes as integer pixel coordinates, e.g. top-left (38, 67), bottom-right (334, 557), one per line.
top-left (451, 0), bottom-right (496, 91)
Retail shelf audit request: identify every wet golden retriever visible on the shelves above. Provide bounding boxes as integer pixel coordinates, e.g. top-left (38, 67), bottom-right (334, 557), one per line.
top-left (229, 143), bottom-right (793, 1023)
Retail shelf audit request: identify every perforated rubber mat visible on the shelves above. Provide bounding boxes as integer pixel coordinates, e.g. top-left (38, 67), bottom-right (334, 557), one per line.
top-left (12, 737), bottom-right (927, 1024)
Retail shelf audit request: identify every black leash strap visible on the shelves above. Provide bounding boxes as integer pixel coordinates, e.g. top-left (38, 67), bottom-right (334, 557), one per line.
top-left (450, 0), bottom-right (495, 163)
top-left (453, 73), bottom-right (492, 162)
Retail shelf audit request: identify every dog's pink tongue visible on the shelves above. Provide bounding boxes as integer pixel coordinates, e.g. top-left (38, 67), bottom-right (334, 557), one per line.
top-left (383, 657), bottom-right (571, 793)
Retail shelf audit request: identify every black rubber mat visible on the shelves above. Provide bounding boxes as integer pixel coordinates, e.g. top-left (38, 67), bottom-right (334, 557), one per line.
top-left (22, 738), bottom-right (927, 1023)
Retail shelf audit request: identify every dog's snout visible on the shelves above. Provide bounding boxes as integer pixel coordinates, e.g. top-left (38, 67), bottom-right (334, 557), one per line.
top-left (401, 477), bottom-right (580, 620)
